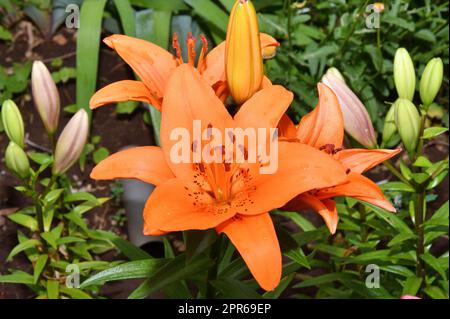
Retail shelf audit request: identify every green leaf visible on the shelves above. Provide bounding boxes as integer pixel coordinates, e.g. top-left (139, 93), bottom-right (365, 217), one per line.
top-left (421, 253), bottom-right (448, 280)
top-left (347, 250), bottom-right (392, 264)
top-left (413, 156), bottom-right (433, 168)
top-left (114, 0), bottom-right (136, 36)
top-left (0, 25), bottom-right (13, 41)
top-left (76, 0), bottom-right (107, 117)
top-left (46, 280), bottom-right (59, 299)
top-left (284, 248), bottom-right (310, 269)
top-left (423, 127), bottom-right (448, 139)
top-left (81, 259), bottom-right (167, 288)
top-left (211, 278), bottom-right (262, 299)
top-left (44, 188), bottom-right (64, 205)
top-left (89, 230), bottom-right (152, 260)
top-left (41, 232), bottom-right (58, 249)
top-left (425, 201), bottom-right (449, 227)
top-left (379, 181), bottom-right (415, 193)
top-left (276, 211), bottom-right (316, 231)
top-left (415, 29), bottom-right (436, 42)
top-left (115, 101), bottom-right (139, 114)
top-left (28, 152), bottom-right (53, 165)
top-left (218, 0), bottom-right (234, 11)
top-left (294, 273), bottom-right (351, 288)
top-left (128, 254), bottom-right (213, 299)
top-left (130, 0), bottom-right (188, 11)
top-left (8, 213), bottom-right (38, 231)
top-left (424, 286), bottom-right (448, 299)
top-left (388, 232), bottom-right (416, 247)
top-left (402, 276), bottom-right (422, 296)
top-left (7, 239), bottom-right (41, 261)
top-left (93, 147), bottom-right (110, 164)
top-left (183, 0), bottom-right (228, 36)
top-left (59, 287), bottom-right (93, 299)
top-left (184, 229), bottom-right (217, 261)
top-left (0, 271), bottom-right (34, 284)
top-left (64, 192), bottom-right (99, 203)
top-left (263, 273), bottom-right (295, 299)
top-left (363, 202), bottom-right (414, 235)
top-left (34, 254), bottom-right (49, 284)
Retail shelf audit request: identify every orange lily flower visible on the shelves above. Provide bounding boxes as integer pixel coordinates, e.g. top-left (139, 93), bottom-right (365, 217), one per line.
top-left (89, 32), bottom-right (279, 110)
top-left (279, 83), bottom-right (401, 234)
top-left (90, 65), bottom-right (348, 291)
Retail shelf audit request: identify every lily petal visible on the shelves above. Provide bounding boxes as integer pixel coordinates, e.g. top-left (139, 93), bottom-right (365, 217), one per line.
top-left (297, 83), bottom-right (344, 149)
top-left (143, 179), bottom-right (236, 233)
top-left (239, 141), bottom-right (347, 215)
top-left (288, 194), bottom-right (338, 234)
top-left (234, 85), bottom-right (293, 132)
top-left (277, 114), bottom-right (297, 139)
top-left (216, 213), bottom-right (281, 291)
top-left (89, 80), bottom-right (160, 110)
top-left (315, 172), bottom-right (395, 212)
top-left (103, 35), bottom-right (177, 98)
top-left (335, 148), bottom-right (401, 174)
top-left (91, 146), bottom-right (175, 185)
top-left (160, 64), bottom-right (234, 181)
top-left (202, 33), bottom-right (279, 87)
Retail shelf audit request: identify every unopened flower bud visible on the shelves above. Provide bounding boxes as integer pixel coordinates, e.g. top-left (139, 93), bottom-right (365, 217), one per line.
top-left (394, 99), bottom-right (420, 155)
top-left (325, 67), bottom-right (345, 82)
top-left (52, 109), bottom-right (89, 175)
top-left (225, 0), bottom-right (263, 104)
top-left (1, 100), bottom-right (25, 148)
top-left (420, 57), bottom-right (443, 107)
top-left (394, 48), bottom-right (416, 101)
top-left (5, 142), bottom-right (30, 179)
top-left (382, 103), bottom-right (397, 145)
top-left (32, 61), bottom-right (60, 134)
top-left (322, 71), bottom-right (377, 149)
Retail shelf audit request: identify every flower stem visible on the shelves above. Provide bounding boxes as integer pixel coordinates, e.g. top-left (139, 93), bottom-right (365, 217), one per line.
top-left (415, 189), bottom-right (426, 289)
top-left (383, 160), bottom-right (412, 186)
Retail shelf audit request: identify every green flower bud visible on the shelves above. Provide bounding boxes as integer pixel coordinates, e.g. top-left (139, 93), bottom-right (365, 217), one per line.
top-left (382, 103), bottom-right (397, 145)
top-left (52, 109), bottom-right (89, 175)
top-left (5, 142), bottom-right (30, 179)
top-left (419, 57), bottom-right (443, 107)
top-left (394, 99), bottom-right (420, 155)
top-left (394, 48), bottom-right (416, 101)
top-left (1, 100), bottom-right (25, 148)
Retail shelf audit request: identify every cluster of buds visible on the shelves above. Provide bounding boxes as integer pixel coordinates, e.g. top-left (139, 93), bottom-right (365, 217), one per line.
top-left (322, 68), bottom-right (377, 149)
top-left (2, 61), bottom-right (89, 179)
top-left (2, 100), bottom-right (29, 178)
top-left (388, 47), bottom-right (444, 154)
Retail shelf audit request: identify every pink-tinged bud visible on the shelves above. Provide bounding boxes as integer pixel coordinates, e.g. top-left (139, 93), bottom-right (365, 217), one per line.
top-left (400, 295), bottom-right (421, 299)
top-left (52, 109), bottom-right (89, 175)
top-left (32, 61), bottom-right (60, 134)
top-left (322, 70), bottom-right (377, 149)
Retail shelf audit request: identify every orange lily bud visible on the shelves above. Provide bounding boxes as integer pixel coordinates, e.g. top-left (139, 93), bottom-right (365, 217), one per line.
top-left (32, 61), bottom-right (60, 134)
top-left (52, 109), bottom-right (89, 175)
top-left (225, 0), bottom-right (263, 104)
top-left (322, 70), bottom-right (377, 149)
